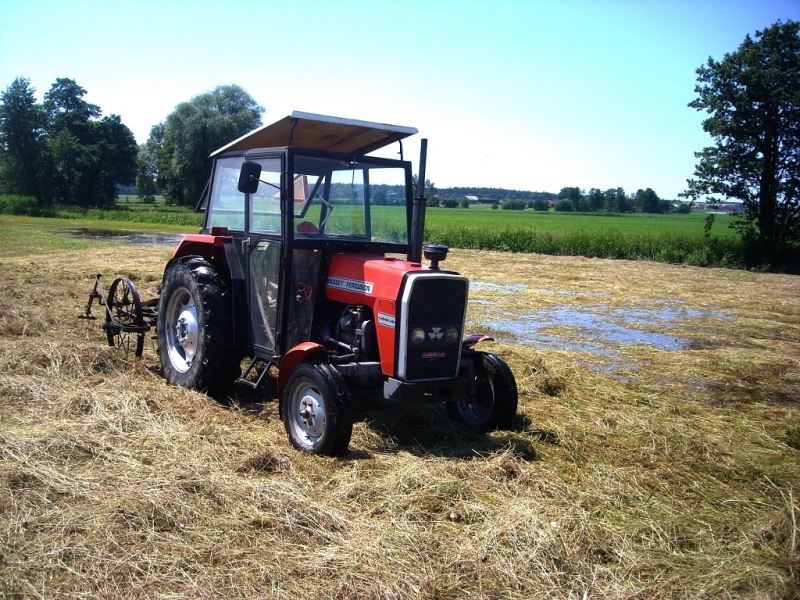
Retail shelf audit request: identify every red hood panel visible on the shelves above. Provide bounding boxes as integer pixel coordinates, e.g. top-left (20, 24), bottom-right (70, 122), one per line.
top-left (326, 253), bottom-right (427, 306)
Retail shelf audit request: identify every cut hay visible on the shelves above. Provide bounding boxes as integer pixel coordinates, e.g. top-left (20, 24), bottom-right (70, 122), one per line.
top-left (1, 242), bottom-right (798, 598)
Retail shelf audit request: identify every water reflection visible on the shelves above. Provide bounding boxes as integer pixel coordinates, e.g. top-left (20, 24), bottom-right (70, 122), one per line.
top-left (56, 228), bottom-right (184, 247)
top-left (468, 281), bottom-right (733, 367)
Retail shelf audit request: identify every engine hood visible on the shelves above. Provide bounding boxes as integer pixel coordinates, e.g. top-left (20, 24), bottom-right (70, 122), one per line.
top-left (325, 253), bottom-right (431, 305)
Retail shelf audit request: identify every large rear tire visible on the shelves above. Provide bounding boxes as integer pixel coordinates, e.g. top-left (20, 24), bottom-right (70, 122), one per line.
top-left (283, 362), bottom-right (352, 456)
top-left (157, 256), bottom-right (240, 395)
top-left (448, 351), bottom-right (518, 431)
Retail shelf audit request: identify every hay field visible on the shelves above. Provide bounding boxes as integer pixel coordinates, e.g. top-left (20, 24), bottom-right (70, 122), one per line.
top-left (1, 224), bottom-right (798, 598)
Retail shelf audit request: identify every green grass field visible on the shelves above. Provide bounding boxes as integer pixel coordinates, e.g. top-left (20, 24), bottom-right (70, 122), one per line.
top-left (115, 197), bottom-right (737, 237)
top-left (0, 197), bottom-right (754, 268)
top-left (426, 203), bottom-right (737, 237)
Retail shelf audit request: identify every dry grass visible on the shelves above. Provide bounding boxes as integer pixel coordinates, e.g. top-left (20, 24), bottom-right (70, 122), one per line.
top-left (1, 238), bottom-right (799, 599)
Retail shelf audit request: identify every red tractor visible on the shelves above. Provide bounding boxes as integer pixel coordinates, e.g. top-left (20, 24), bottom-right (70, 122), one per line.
top-left (135, 112), bottom-right (516, 455)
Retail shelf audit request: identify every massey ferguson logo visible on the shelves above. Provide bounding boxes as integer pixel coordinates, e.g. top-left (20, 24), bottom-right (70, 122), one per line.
top-left (326, 276), bottom-right (374, 295)
top-left (428, 327), bottom-right (444, 340)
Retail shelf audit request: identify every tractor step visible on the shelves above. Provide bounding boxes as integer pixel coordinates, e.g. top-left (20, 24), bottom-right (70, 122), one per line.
top-left (239, 357), bottom-right (275, 390)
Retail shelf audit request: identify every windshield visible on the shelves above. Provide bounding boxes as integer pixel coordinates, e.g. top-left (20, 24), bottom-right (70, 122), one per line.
top-left (207, 156), bottom-right (282, 234)
top-left (292, 155), bottom-right (409, 244)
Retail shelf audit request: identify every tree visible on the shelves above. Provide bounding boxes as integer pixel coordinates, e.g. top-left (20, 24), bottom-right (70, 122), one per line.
top-left (153, 85), bottom-right (264, 206)
top-left (44, 78), bottom-right (101, 134)
top-left (605, 187), bottom-right (629, 213)
top-left (531, 198), bottom-right (550, 211)
top-left (42, 79), bottom-right (136, 208)
top-left (1, 77), bottom-right (136, 208)
top-left (635, 187), bottom-right (662, 213)
top-left (412, 174), bottom-right (436, 201)
top-left (501, 199), bottom-right (526, 210)
top-left (136, 129), bottom-right (162, 203)
top-left (554, 199), bottom-right (574, 212)
top-left (588, 188), bottom-right (605, 212)
top-left (684, 20), bottom-right (800, 266)
top-left (92, 114), bottom-right (138, 207)
top-left (0, 77), bottom-right (48, 201)
top-left (557, 186), bottom-right (586, 211)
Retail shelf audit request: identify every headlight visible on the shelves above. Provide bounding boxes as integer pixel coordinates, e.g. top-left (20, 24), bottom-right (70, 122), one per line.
top-left (411, 328), bottom-right (426, 345)
top-left (444, 326), bottom-right (459, 344)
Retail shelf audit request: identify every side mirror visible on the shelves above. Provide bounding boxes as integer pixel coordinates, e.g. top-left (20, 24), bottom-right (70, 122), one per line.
top-left (238, 161), bottom-right (262, 194)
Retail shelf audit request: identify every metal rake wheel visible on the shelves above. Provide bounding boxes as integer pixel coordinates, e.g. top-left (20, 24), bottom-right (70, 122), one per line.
top-left (105, 277), bottom-right (147, 357)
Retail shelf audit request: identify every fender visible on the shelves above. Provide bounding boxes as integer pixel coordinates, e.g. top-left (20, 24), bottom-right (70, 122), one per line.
top-left (462, 334), bottom-right (494, 349)
top-left (170, 234), bottom-right (230, 267)
top-left (165, 233), bottom-right (249, 347)
top-left (277, 342), bottom-right (329, 401)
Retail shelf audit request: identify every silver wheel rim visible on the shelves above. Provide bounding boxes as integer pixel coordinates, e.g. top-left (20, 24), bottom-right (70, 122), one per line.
top-left (165, 287), bottom-right (198, 374)
top-left (458, 372), bottom-right (495, 425)
top-left (457, 397), bottom-right (493, 425)
top-left (289, 383), bottom-right (326, 446)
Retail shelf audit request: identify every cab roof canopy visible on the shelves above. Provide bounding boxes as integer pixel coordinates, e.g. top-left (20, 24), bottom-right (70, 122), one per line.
top-left (209, 111), bottom-right (418, 158)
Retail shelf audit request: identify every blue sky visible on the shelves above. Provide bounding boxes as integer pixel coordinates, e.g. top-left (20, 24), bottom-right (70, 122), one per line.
top-left (1, 0), bottom-right (799, 199)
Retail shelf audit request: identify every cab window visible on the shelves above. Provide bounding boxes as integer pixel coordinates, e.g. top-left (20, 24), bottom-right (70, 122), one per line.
top-left (207, 157), bottom-right (245, 231)
top-left (249, 158), bottom-right (282, 235)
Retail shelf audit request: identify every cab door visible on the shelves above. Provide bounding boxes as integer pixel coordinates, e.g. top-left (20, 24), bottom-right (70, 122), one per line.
top-left (246, 157), bottom-right (283, 355)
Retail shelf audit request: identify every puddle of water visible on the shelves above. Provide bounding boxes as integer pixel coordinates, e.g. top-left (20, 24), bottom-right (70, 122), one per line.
top-left (475, 301), bottom-right (733, 373)
top-left (484, 303), bottom-right (727, 351)
top-left (530, 288), bottom-right (610, 297)
top-left (470, 281), bottom-right (611, 298)
top-left (468, 280), bottom-right (735, 371)
top-left (125, 233), bottom-right (185, 246)
top-left (56, 228), bottom-right (184, 247)
top-left (470, 281), bottom-right (527, 294)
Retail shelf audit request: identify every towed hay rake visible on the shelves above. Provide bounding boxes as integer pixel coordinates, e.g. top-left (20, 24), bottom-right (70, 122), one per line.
top-left (79, 274), bottom-right (157, 357)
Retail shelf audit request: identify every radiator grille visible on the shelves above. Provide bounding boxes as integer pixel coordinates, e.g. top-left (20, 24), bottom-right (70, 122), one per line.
top-left (402, 276), bottom-right (468, 381)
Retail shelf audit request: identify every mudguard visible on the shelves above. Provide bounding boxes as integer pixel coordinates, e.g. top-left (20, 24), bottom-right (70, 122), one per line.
top-left (462, 334), bottom-right (494, 349)
top-left (277, 342), bottom-right (328, 401)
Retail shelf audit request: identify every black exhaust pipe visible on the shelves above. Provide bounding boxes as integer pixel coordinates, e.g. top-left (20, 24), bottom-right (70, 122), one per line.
top-left (409, 138), bottom-right (428, 264)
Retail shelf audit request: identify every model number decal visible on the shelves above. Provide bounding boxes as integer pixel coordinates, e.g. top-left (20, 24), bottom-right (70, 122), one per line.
top-left (422, 351), bottom-right (447, 359)
top-left (377, 312), bottom-right (395, 328)
top-left (327, 276), bottom-right (374, 295)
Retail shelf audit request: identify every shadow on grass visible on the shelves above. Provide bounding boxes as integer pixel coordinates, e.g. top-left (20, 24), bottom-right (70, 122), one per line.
top-left (345, 387), bottom-right (553, 460)
top-left (208, 374), bottom-right (558, 462)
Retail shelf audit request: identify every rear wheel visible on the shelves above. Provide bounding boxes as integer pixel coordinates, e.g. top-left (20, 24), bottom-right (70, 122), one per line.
top-left (157, 256), bottom-right (240, 395)
top-left (283, 363), bottom-right (352, 456)
top-left (448, 351), bottom-right (517, 431)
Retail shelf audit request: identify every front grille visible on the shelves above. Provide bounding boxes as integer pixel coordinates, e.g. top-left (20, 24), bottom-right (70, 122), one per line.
top-left (402, 275), bottom-right (468, 381)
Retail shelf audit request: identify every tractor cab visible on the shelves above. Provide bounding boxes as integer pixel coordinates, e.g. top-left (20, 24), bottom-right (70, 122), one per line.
top-left (196, 113), bottom-right (415, 356)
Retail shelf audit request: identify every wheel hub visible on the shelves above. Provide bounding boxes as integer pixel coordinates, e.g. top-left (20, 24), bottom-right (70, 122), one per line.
top-left (296, 393), bottom-right (325, 439)
top-left (165, 289), bottom-right (199, 373)
top-left (174, 306), bottom-right (198, 365)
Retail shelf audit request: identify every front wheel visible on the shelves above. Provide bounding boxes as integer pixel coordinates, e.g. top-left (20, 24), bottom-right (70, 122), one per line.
top-left (448, 351), bottom-right (518, 431)
top-left (283, 363), bottom-right (352, 456)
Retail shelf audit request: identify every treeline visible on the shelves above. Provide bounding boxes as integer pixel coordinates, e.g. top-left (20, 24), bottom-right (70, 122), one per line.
top-left (549, 186), bottom-right (685, 214)
top-left (0, 77), bottom-right (137, 208)
top-left (437, 187), bottom-right (556, 202)
top-left (432, 185), bottom-right (686, 214)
